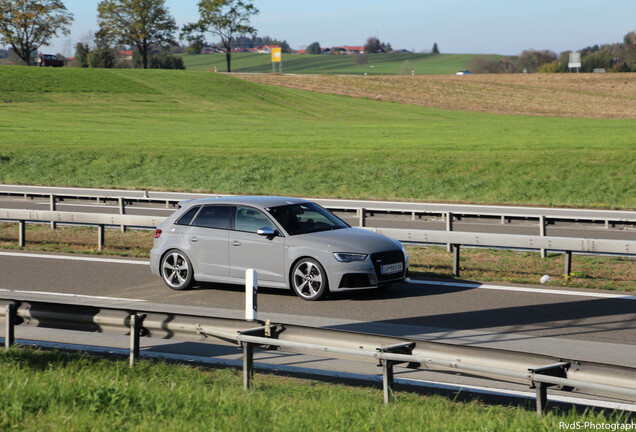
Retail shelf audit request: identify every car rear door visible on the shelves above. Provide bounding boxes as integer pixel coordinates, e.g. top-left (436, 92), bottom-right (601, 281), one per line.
top-left (229, 206), bottom-right (286, 285)
top-left (186, 205), bottom-right (232, 277)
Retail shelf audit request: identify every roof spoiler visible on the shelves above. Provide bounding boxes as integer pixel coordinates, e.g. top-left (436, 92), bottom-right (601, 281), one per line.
top-left (177, 199), bottom-right (192, 209)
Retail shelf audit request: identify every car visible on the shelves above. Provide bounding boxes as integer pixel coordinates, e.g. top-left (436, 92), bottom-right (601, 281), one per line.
top-left (150, 196), bottom-right (409, 300)
top-left (36, 54), bottom-right (64, 67)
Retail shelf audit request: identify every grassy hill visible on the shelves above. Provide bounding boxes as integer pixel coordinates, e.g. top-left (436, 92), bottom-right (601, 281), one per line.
top-left (0, 65), bottom-right (634, 209)
top-left (181, 52), bottom-right (499, 75)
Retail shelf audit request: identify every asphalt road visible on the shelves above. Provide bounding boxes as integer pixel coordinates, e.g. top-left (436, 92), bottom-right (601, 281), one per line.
top-left (1, 250), bottom-right (635, 368)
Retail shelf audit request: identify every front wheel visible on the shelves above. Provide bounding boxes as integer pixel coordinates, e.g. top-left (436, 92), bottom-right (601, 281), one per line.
top-left (160, 249), bottom-right (194, 290)
top-left (291, 258), bottom-right (328, 301)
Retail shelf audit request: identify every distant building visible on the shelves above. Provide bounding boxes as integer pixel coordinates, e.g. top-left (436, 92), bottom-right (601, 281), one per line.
top-left (119, 50), bottom-right (133, 61)
top-left (330, 46), bottom-right (365, 55)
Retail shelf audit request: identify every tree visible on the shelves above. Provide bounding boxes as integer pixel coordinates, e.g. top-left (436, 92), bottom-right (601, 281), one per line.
top-left (181, 0), bottom-right (259, 72)
top-left (0, 0), bottom-right (73, 65)
top-left (96, 0), bottom-right (177, 69)
top-left (432, 42), bottom-right (440, 54)
top-left (518, 49), bottom-right (557, 72)
top-left (75, 42), bottom-right (90, 67)
top-left (87, 46), bottom-right (116, 68)
top-left (306, 41), bottom-right (321, 55)
top-left (364, 36), bottom-right (382, 54)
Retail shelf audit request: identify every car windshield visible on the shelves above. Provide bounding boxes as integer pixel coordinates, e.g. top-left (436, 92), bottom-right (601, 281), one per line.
top-left (267, 202), bottom-right (349, 235)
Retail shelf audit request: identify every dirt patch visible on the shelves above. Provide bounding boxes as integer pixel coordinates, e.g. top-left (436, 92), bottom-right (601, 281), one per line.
top-left (235, 73), bottom-right (636, 119)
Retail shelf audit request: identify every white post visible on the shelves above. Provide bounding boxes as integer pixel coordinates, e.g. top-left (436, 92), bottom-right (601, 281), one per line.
top-left (245, 269), bottom-right (257, 321)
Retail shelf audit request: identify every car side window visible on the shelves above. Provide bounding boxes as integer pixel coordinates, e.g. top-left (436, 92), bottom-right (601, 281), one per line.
top-left (175, 206), bottom-right (201, 226)
top-left (191, 205), bottom-right (232, 229)
top-left (235, 206), bottom-right (277, 233)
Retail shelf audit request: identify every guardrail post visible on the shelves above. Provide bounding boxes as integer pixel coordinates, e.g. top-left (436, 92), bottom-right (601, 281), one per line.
top-left (377, 342), bottom-right (414, 405)
top-left (564, 251), bottom-right (572, 277)
top-left (5, 303), bottom-right (16, 350)
top-left (446, 212), bottom-right (453, 252)
top-left (119, 197), bottom-right (126, 233)
top-left (535, 382), bottom-right (548, 416)
top-left (129, 314), bottom-right (145, 368)
top-left (453, 244), bottom-right (461, 277)
top-left (382, 360), bottom-right (395, 405)
top-left (540, 216), bottom-right (547, 258)
top-left (243, 342), bottom-right (254, 390)
top-left (98, 225), bottom-right (105, 251)
top-left (358, 208), bottom-right (366, 227)
top-left (18, 220), bottom-right (25, 247)
top-left (529, 362), bottom-right (569, 416)
top-left (50, 194), bottom-right (56, 229)
top-left (245, 269), bottom-right (257, 322)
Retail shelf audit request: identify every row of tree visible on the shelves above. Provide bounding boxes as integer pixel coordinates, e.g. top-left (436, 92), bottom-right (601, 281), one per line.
top-left (471, 31), bottom-right (636, 74)
top-left (186, 35), bottom-right (292, 55)
top-left (0, 0), bottom-right (259, 72)
top-left (304, 38), bottom-right (439, 55)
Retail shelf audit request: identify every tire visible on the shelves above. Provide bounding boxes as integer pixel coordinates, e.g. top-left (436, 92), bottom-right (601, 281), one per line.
top-left (291, 258), bottom-right (328, 301)
top-left (160, 249), bottom-right (194, 290)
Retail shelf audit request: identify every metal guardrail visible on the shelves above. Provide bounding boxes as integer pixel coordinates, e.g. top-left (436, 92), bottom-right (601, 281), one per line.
top-left (1, 297), bottom-right (635, 413)
top-left (2, 185), bottom-right (636, 228)
top-left (1, 208), bottom-right (634, 276)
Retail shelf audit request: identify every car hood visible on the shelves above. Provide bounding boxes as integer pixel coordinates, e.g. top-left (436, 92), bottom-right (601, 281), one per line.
top-left (289, 227), bottom-right (402, 253)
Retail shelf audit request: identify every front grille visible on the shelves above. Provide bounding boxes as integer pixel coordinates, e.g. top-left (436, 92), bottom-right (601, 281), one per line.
top-left (370, 249), bottom-right (405, 282)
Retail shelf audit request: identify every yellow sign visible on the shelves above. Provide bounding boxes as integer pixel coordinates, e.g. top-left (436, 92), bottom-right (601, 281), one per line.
top-left (271, 47), bottom-right (282, 63)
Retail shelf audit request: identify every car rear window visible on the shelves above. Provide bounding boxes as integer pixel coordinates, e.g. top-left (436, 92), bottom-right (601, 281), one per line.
top-left (191, 205), bottom-right (232, 229)
top-left (175, 206), bottom-right (201, 226)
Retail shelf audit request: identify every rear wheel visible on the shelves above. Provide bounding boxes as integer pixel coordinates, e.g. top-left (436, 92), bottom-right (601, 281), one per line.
top-left (291, 258), bottom-right (328, 301)
top-left (161, 249), bottom-right (194, 290)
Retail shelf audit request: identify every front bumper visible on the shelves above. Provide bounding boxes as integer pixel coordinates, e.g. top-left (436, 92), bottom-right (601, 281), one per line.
top-left (329, 249), bottom-right (408, 291)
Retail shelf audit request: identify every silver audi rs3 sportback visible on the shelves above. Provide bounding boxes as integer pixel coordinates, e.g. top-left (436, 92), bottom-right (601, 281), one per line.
top-left (150, 196), bottom-right (408, 300)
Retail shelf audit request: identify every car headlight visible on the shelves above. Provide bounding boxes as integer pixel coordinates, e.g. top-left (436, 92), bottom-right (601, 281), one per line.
top-left (333, 253), bottom-right (368, 263)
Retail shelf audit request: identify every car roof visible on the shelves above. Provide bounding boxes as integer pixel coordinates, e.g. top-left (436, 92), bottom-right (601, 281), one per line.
top-left (181, 195), bottom-right (310, 210)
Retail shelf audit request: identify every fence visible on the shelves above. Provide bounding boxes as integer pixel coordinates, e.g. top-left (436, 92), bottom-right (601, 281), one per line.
top-left (1, 208), bottom-right (635, 276)
top-left (2, 296), bottom-right (636, 414)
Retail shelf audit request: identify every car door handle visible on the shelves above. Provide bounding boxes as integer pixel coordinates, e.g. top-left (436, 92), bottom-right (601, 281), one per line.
top-left (232, 240), bottom-right (241, 247)
top-left (190, 236), bottom-right (199, 242)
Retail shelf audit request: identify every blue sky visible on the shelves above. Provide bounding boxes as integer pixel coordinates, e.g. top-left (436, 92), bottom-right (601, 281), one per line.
top-left (41, 0), bottom-right (636, 56)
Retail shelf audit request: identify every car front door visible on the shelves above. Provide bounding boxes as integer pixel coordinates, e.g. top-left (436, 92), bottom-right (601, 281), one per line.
top-left (186, 205), bottom-right (232, 277)
top-left (229, 206), bottom-right (286, 285)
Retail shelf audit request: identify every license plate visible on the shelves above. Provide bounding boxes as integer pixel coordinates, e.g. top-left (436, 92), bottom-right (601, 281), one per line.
top-left (380, 262), bottom-right (403, 275)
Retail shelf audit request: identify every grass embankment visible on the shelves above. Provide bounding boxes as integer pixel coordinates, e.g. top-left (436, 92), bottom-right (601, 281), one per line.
top-left (0, 66), bottom-right (634, 209)
top-left (1, 222), bottom-right (633, 292)
top-left (180, 52), bottom-right (488, 75)
top-left (0, 348), bottom-right (628, 431)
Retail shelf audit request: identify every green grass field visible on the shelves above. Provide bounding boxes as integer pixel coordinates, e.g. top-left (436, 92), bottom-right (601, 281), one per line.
top-left (0, 66), bottom-right (634, 209)
top-left (181, 52), bottom-right (493, 75)
top-left (0, 348), bottom-right (627, 431)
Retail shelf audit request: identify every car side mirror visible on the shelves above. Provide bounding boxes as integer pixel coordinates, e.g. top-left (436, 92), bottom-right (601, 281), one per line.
top-left (257, 227), bottom-right (277, 237)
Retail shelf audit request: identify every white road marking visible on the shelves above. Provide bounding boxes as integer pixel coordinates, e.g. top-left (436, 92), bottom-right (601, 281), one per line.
top-left (408, 279), bottom-right (636, 301)
top-left (0, 251), bottom-right (149, 265)
top-left (0, 288), bottom-right (147, 302)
